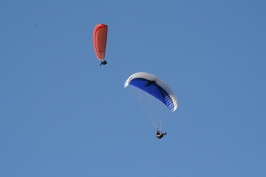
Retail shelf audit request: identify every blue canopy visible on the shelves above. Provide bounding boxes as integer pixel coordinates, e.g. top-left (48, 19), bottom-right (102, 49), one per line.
top-left (124, 72), bottom-right (178, 112)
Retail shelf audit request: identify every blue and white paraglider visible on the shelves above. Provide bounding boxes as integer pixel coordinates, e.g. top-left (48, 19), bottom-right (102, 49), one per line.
top-left (124, 72), bottom-right (178, 138)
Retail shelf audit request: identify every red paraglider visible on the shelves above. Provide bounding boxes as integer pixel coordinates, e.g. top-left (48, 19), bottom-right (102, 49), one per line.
top-left (93, 24), bottom-right (108, 66)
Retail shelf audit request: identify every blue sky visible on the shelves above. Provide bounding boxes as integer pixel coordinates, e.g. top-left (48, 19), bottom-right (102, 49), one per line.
top-left (1, 1), bottom-right (266, 176)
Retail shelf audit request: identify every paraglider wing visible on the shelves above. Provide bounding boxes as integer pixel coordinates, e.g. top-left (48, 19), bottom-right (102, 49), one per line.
top-left (124, 72), bottom-right (178, 112)
top-left (93, 24), bottom-right (108, 60)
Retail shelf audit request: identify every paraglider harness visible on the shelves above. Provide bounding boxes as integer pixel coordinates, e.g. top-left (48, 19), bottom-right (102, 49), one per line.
top-left (100, 60), bottom-right (107, 66)
top-left (156, 130), bottom-right (167, 139)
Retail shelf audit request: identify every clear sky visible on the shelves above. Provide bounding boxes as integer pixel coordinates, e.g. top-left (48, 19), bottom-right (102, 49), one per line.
top-left (1, 1), bottom-right (266, 176)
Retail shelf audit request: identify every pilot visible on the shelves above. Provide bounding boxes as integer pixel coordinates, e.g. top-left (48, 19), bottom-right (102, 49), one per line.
top-left (156, 131), bottom-right (167, 139)
top-left (100, 60), bottom-right (107, 66)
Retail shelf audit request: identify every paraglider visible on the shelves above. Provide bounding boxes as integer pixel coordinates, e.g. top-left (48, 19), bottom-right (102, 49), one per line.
top-left (93, 24), bottom-right (108, 66)
top-left (124, 72), bottom-right (178, 139)
top-left (156, 131), bottom-right (167, 139)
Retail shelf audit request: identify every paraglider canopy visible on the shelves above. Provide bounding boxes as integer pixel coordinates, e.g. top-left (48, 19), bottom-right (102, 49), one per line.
top-left (124, 72), bottom-right (178, 112)
top-left (93, 24), bottom-right (108, 61)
